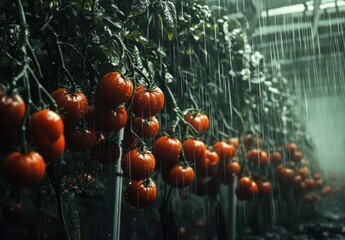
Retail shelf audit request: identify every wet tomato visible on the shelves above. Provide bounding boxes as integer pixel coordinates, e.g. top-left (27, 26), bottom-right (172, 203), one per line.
top-left (51, 88), bottom-right (88, 125)
top-left (65, 126), bottom-right (96, 151)
top-left (132, 116), bottom-right (160, 139)
top-left (196, 150), bottom-right (219, 177)
top-left (132, 85), bottom-right (164, 118)
top-left (270, 151), bottom-right (282, 165)
top-left (298, 167), bottom-right (308, 179)
top-left (294, 151), bottom-right (303, 161)
top-left (235, 177), bottom-right (258, 201)
top-left (168, 164), bottom-right (195, 188)
top-left (305, 178), bottom-right (315, 190)
top-left (246, 149), bottom-right (269, 165)
top-left (153, 136), bottom-right (181, 170)
top-left (257, 181), bottom-right (272, 197)
top-left (183, 138), bottom-right (206, 163)
top-left (1, 151), bottom-right (46, 187)
top-left (93, 106), bottom-right (127, 132)
top-left (220, 161), bottom-right (240, 184)
top-left (184, 112), bottom-right (209, 132)
top-left (122, 131), bottom-right (139, 152)
top-left (2, 202), bottom-right (23, 222)
top-left (229, 137), bottom-right (239, 149)
top-left (243, 134), bottom-right (262, 148)
top-left (96, 72), bottom-right (133, 107)
top-left (125, 178), bottom-right (157, 209)
top-left (30, 109), bottom-right (64, 146)
top-left (0, 93), bottom-right (25, 127)
top-left (277, 167), bottom-right (295, 184)
top-left (92, 140), bottom-right (120, 165)
top-left (213, 141), bottom-right (236, 161)
top-left (285, 142), bottom-right (297, 156)
top-left (35, 134), bottom-right (65, 162)
top-left (121, 148), bottom-right (155, 180)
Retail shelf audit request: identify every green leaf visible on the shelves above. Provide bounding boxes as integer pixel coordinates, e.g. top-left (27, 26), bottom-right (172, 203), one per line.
top-left (60, 190), bottom-right (80, 240)
top-left (160, 1), bottom-right (177, 41)
top-left (130, 0), bottom-right (150, 17)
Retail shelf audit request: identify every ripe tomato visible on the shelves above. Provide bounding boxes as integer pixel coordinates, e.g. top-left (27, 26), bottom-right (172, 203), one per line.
top-left (0, 93), bottom-right (25, 127)
top-left (121, 148), bottom-right (155, 180)
top-left (243, 134), bottom-right (262, 148)
top-left (92, 140), bottom-right (120, 165)
top-left (184, 112), bottom-right (209, 132)
top-left (305, 178), bottom-right (315, 190)
top-left (277, 167), bottom-right (294, 184)
top-left (246, 149), bottom-right (268, 165)
top-left (168, 164), bottom-right (195, 188)
top-left (226, 161), bottom-right (241, 176)
top-left (65, 126), bottom-right (96, 151)
top-left (30, 109), bottom-right (64, 146)
top-left (93, 106), bottom-right (127, 132)
top-left (153, 136), bottom-right (181, 170)
top-left (229, 137), bottom-right (239, 149)
top-left (51, 88), bottom-right (88, 125)
top-left (35, 134), bottom-right (65, 162)
top-left (285, 142), bottom-right (297, 155)
top-left (196, 150), bottom-right (219, 177)
top-left (1, 151), bottom-right (46, 187)
top-left (270, 151), bottom-right (282, 165)
top-left (2, 202), bottom-right (23, 222)
top-left (183, 138), bottom-right (206, 163)
top-left (132, 116), bottom-right (160, 139)
top-left (313, 173), bottom-right (321, 180)
top-left (294, 151), bottom-right (303, 161)
top-left (298, 167), bottom-right (308, 179)
top-left (213, 141), bottom-right (236, 161)
top-left (96, 72), bottom-right (133, 107)
top-left (132, 85), bottom-right (164, 118)
top-left (236, 177), bottom-right (258, 200)
top-left (125, 178), bottom-right (157, 209)
top-left (122, 131), bottom-right (139, 152)
top-left (293, 175), bottom-right (303, 186)
top-left (257, 181), bottom-right (272, 197)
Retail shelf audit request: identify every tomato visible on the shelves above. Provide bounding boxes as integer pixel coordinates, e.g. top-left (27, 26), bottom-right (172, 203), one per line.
top-left (0, 93), bottom-right (25, 127)
top-left (93, 106), bottom-right (127, 132)
top-left (226, 161), bottom-right (241, 177)
top-left (213, 141), bottom-right (236, 161)
top-left (320, 186), bottom-right (332, 197)
top-left (270, 151), bottom-right (281, 165)
top-left (294, 151), bottom-right (303, 161)
top-left (313, 173), bottom-right (321, 180)
top-left (132, 85), bottom-right (165, 118)
top-left (2, 202), bottom-right (23, 222)
top-left (132, 116), bottom-right (160, 139)
top-left (35, 134), bottom-right (65, 162)
top-left (65, 126), bottom-right (96, 151)
top-left (285, 142), bottom-right (297, 156)
top-left (122, 131), bottom-right (139, 152)
top-left (293, 175), bottom-right (303, 186)
top-left (243, 134), bottom-right (262, 148)
top-left (298, 167), bottom-right (308, 179)
top-left (257, 181), bottom-right (272, 197)
top-left (277, 167), bottom-right (294, 184)
top-left (168, 164), bottom-right (195, 188)
top-left (183, 138), bottom-right (206, 163)
top-left (125, 178), bottom-right (157, 209)
top-left (96, 72), bottom-right (133, 107)
top-left (184, 112), bottom-right (209, 132)
top-left (305, 178), bottom-right (315, 190)
top-left (51, 88), bottom-right (88, 125)
top-left (121, 148), bottom-right (155, 180)
top-left (235, 177), bottom-right (258, 200)
top-left (196, 150), bottom-right (219, 177)
top-left (30, 109), bottom-right (64, 146)
top-left (1, 151), bottom-right (46, 187)
top-left (153, 136), bottom-right (181, 170)
top-left (0, 126), bottom-right (18, 153)
top-left (92, 140), bottom-right (120, 165)
top-left (229, 137), bottom-right (239, 149)
top-left (246, 149), bottom-right (268, 165)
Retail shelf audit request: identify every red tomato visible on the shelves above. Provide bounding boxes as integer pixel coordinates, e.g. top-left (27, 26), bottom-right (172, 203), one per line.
top-left (184, 112), bottom-right (209, 132)
top-left (243, 134), bottom-right (262, 148)
top-left (121, 149), bottom-right (155, 180)
top-left (0, 93), bottom-right (25, 127)
top-left (65, 126), bottom-right (96, 151)
top-left (96, 72), bottom-right (133, 107)
top-left (313, 173), bottom-right (321, 180)
top-left (35, 134), bottom-right (65, 162)
top-left (236, 177), bottom-right (258, 201)
top-left (93, 106), bottom-right (127, 132)
top-left (196, 150), bottom-right (219, 177)
top-left (183, 138), bottom-right (206, 163)
top-left (51, 88), bottom-right (88, 125)
top-left (294, 151), bottom-right (303, 161)
top-left (213, 141), bottom-right (236, 161)
top-left (1, 151), bottom-right (46, 187)
top-left (219, 161), bottom-right (240, 184)
top-left (132, 116), bottom-right (160, 139)
top-left (285, 143), bottom-right (297, 155)
top-left (2, 202), bottom-right (23, 222)
top-left (305, 178), bottom-right (315, 190)
top-left (125, 178), bottom-right (157, 209)
top-left (229, 137), bottom-right (239, 149)
top-left (298, 167), bottom-right (308, 179)
top-left (270, 151), bottom-right (282, 165)
top-left (30, 109), bottom-right (64, 146)
top-left (92, 140), bottom-right (120, 165)
top-left (168, 164), bottom-right (195, 188)
top-left (277, 167), bottom-right (295, 184)
top-left (246, 149), bottom-right (269, 166)
top-left (122, 131), bottom-right (139, 152)
top-left (257, 181), bottom-right (272, 197)
top-left (320, 186), bottom-right (332, 197)
top-left (153, 136), bottom-right (181, 170)
top-left (132, 85), bottom-right (164, 118)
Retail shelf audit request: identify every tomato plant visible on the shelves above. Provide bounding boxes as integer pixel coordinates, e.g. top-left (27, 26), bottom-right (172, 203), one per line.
top-left (121, 148), bottom-right (155, 180)
top-left (132, 85), bottom-right (165, 118)
top-left (1, 151), bottom-right (46, 187)
top-left (132, 116), bottom-right (160, 139)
